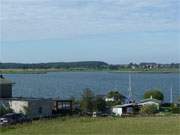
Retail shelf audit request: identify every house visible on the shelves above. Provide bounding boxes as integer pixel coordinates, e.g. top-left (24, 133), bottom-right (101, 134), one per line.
top-left (138, 96), bottom-right (161, 110)
top-left (0, 75), bottom-right (72, 118)
top-left (105, 97), bottom-right (115, 102)
top-left (0, 98), bottom-right (54, 118)
top-left (112, 103), bottom-right (139, 116)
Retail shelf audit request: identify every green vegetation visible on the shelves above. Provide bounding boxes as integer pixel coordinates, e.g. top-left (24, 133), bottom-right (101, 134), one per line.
top-left (144, 90), bottom-right (164, 101)
top-left (1, 116), bottom-right (180, 135)
top-left (0, 61), bottom-right (179, 74)
top-left (0, 106), bottom-right (13, 116)
top-left (106, 91), bottom-right (126, 106)
top-left (80, 88), bottom-right (95, 112)
top-left (140, 104), bottom-right (158, 115)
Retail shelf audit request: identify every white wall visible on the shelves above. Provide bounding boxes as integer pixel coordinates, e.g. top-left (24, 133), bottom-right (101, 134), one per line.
top-left (139, 101), bottom-right (160, 110)
top-left (112, 107), bottom-right (122, 116)
top-left (9, 100), bottom-right (29, 114)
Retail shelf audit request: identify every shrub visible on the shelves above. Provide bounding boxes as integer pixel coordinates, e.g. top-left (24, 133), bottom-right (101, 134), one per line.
top-left (94, 97), bottom-right (107, 112)
top-left (0, 106), bottom-right (13, 116)
top-left (171, 104), bottom-right (180, 114)
top-left (144, 89), bottom-right (164, 101)
top-left (140, 104), bottom-right (158, 115)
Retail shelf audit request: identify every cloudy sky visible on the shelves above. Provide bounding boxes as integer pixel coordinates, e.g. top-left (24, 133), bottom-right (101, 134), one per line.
top-left (0, 0), bottom-right (180, 63)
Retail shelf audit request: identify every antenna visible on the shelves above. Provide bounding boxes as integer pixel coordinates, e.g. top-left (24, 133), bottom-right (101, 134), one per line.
top-left (128, 72), bottom-right (133, 102)
top-left (170, 87), bottom-right (173, 103)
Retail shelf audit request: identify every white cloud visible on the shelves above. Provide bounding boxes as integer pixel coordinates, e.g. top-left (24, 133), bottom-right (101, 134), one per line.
top-left (0, 0), bottom-right (179, 41)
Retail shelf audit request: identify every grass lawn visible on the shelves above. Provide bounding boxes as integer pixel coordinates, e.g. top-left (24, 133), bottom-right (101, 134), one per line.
top-left (1, 116), bottom-right (180, 135)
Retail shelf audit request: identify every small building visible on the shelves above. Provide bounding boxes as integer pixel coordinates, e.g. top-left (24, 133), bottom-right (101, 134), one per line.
top-left (0, 75), bottom-right (15, 98)
top-left (138, 97), bottom-right (161, 110)
top-left (0, 98), bottom-right (54, 118)
top-left (105, 97), bottom-right (115, 102)
top-left (0, 75), bottom-right (72, 118)
top-left (112, 103), bottom-right (139, 116)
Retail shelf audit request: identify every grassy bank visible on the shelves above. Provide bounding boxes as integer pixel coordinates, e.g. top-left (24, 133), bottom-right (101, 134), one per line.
top-left (1, 116), bottom-right (180, 135)
top-left (0, 68), bottom-right (179, 74)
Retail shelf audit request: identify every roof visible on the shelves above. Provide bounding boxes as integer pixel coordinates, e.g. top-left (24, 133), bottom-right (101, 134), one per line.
top-left (113, 103), bottom-right (138, 108)
top-left (140, 98), bottom-right (161, 104)
top-left (0, 77), bottom-right (15, 85)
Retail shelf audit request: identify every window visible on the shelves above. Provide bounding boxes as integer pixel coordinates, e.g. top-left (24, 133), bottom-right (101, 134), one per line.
top-left (38, 107), bottom-right (42, 114)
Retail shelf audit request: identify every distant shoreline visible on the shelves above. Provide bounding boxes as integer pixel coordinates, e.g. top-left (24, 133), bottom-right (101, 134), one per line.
top-left (0, 68), bottom-right (179, 74)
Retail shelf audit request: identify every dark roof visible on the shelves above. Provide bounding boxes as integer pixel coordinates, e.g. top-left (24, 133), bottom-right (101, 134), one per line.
top-left (113, 103), bottom-right (138, 108)
top-left (0, 77), bottom-right (15, 85)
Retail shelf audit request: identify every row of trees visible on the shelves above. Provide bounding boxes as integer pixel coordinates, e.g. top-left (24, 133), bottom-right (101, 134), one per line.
top-left (78, 88), bottom-right (180, 114)
top-left (79, 88), bottom-right (165, 113)
top-left (0, 62), bottom-right (179, 69)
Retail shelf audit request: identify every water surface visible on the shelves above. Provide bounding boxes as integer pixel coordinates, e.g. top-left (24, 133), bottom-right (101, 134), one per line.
top-left (4, 72), bottom-right (180, 102)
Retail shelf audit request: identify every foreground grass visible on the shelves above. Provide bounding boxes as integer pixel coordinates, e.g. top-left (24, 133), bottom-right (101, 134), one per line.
top-left (1, 116), bottom-right (180, 135)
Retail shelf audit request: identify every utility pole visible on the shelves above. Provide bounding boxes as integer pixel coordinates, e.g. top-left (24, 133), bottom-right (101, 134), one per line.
top-left (128, 72), bottom-right (133, 102)
top-left (170, 87), bottom-right (173, 104)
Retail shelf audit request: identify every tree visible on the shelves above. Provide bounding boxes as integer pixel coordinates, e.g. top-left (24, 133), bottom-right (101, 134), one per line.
top-left (0, 106), bottom-right (13, 116)
top-left (95, 97), bottom-right (107, 112)
top-left (144, 89), bottom-right (164, 101)
top-left (140, 104), bottom-right (158, 115)
top-left (106, 91), bottom-right (126, 107)
top-left (80, 88), bottom-right (95, 112)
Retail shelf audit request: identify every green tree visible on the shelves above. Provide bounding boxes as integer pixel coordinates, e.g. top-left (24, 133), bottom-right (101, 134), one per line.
top-left (144, 89), bottom-right (164, 101)
top-left (106, 91), bottom-right (126, 106)
top-left (95, 97), bottom-right (107, 112)
top-left (80, 88), bottom-right (95, 112)
top-left (0, 106), bottom-right (13, 116)
top-left (140, 104), bottom-right (158, 115)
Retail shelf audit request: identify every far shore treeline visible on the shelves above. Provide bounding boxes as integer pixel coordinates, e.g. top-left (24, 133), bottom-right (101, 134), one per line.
top-left (0, 61), bottom-right (179, 70)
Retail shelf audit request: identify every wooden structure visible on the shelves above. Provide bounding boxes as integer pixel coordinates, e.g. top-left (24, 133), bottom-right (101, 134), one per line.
top-left (53, 99), bottom-right (73, 115)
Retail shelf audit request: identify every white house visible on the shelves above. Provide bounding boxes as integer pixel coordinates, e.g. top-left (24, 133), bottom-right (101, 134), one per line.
top-left (112, 105), bottom-right (122, 116)
top-left (0, 75), bottom-right (54, 118)
top-left (0, 98), bottom-right (54, 118)
top-left (138, 96), bottom-right (161, 110)
top-left (112, 103), bottom-right (138, 116)
top-left (105, 97), bottom-right (115, 102)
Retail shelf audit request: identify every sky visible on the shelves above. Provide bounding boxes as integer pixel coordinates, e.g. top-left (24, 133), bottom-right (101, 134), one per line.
top-left (0, 0), bottom-right (180, 64)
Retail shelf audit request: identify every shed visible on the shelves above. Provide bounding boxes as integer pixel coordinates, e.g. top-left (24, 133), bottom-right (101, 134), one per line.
top-left (0, 75), bottom-right (15, 98)
top-left (112, 103), bottom-right (139, 116)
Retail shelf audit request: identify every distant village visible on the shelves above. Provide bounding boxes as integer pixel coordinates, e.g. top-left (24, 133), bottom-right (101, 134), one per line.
top-left (0, 74), bottom-right (180, 121)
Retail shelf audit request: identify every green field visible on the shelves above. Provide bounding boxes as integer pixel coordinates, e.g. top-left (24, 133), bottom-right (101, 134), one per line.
top-left (1, 116), bottom-right (180, 135)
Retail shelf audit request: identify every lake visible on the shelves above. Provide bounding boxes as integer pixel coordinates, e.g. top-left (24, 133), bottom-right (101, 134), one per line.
top-left (4, 72), bottom-right (180, 102)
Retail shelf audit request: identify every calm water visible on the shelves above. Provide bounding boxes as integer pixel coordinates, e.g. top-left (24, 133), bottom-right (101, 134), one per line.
top-left (4, 72), bottom-right (180, 102)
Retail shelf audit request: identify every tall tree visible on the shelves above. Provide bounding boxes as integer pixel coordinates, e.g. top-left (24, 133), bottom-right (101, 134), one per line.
top-left (144, 89), bottom-right (164, 101)
top-left (80, 88), bottom-right (95, 112)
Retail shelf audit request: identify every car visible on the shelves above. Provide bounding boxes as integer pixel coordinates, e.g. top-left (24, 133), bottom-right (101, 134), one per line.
top-left (0, 117), bottom-right (10, 127)
top-left (0, 113), bottom-right (32, 126)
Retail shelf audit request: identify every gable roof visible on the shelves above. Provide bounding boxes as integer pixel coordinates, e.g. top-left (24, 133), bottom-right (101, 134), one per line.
top-left (140, 98), bottom-right (161, 104)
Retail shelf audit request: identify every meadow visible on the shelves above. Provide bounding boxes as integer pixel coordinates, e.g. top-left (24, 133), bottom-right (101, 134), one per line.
top-left (1, 116), bottom-right (180, 135)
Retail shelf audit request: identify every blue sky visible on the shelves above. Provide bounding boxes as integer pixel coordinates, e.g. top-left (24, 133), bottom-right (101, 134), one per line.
top-left (0, 0), bottom-right (180, 64)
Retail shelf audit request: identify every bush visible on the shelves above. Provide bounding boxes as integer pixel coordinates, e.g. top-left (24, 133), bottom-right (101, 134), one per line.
top-left (140, 104), bottom-right (158, 115)
top-left (171, 105), bottom-right (180, 114)
top-left (0, 106), bottom-right (13, 116)
top-left (106, 91), bottom-right (126, 106)
top-left (95, 97), bottom-right (107, 112)
top-left (144, 89), bottom-right (164, 101)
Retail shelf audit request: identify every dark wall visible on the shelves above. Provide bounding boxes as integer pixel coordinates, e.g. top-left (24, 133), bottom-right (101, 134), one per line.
top-left (0, 85), bottom-right (12, 98)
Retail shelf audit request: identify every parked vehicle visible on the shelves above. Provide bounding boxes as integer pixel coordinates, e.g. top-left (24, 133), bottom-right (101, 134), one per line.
top-left (0, 113), bottom-right (32, 126)
top-left (0, 117), bottom-right (11, 127)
